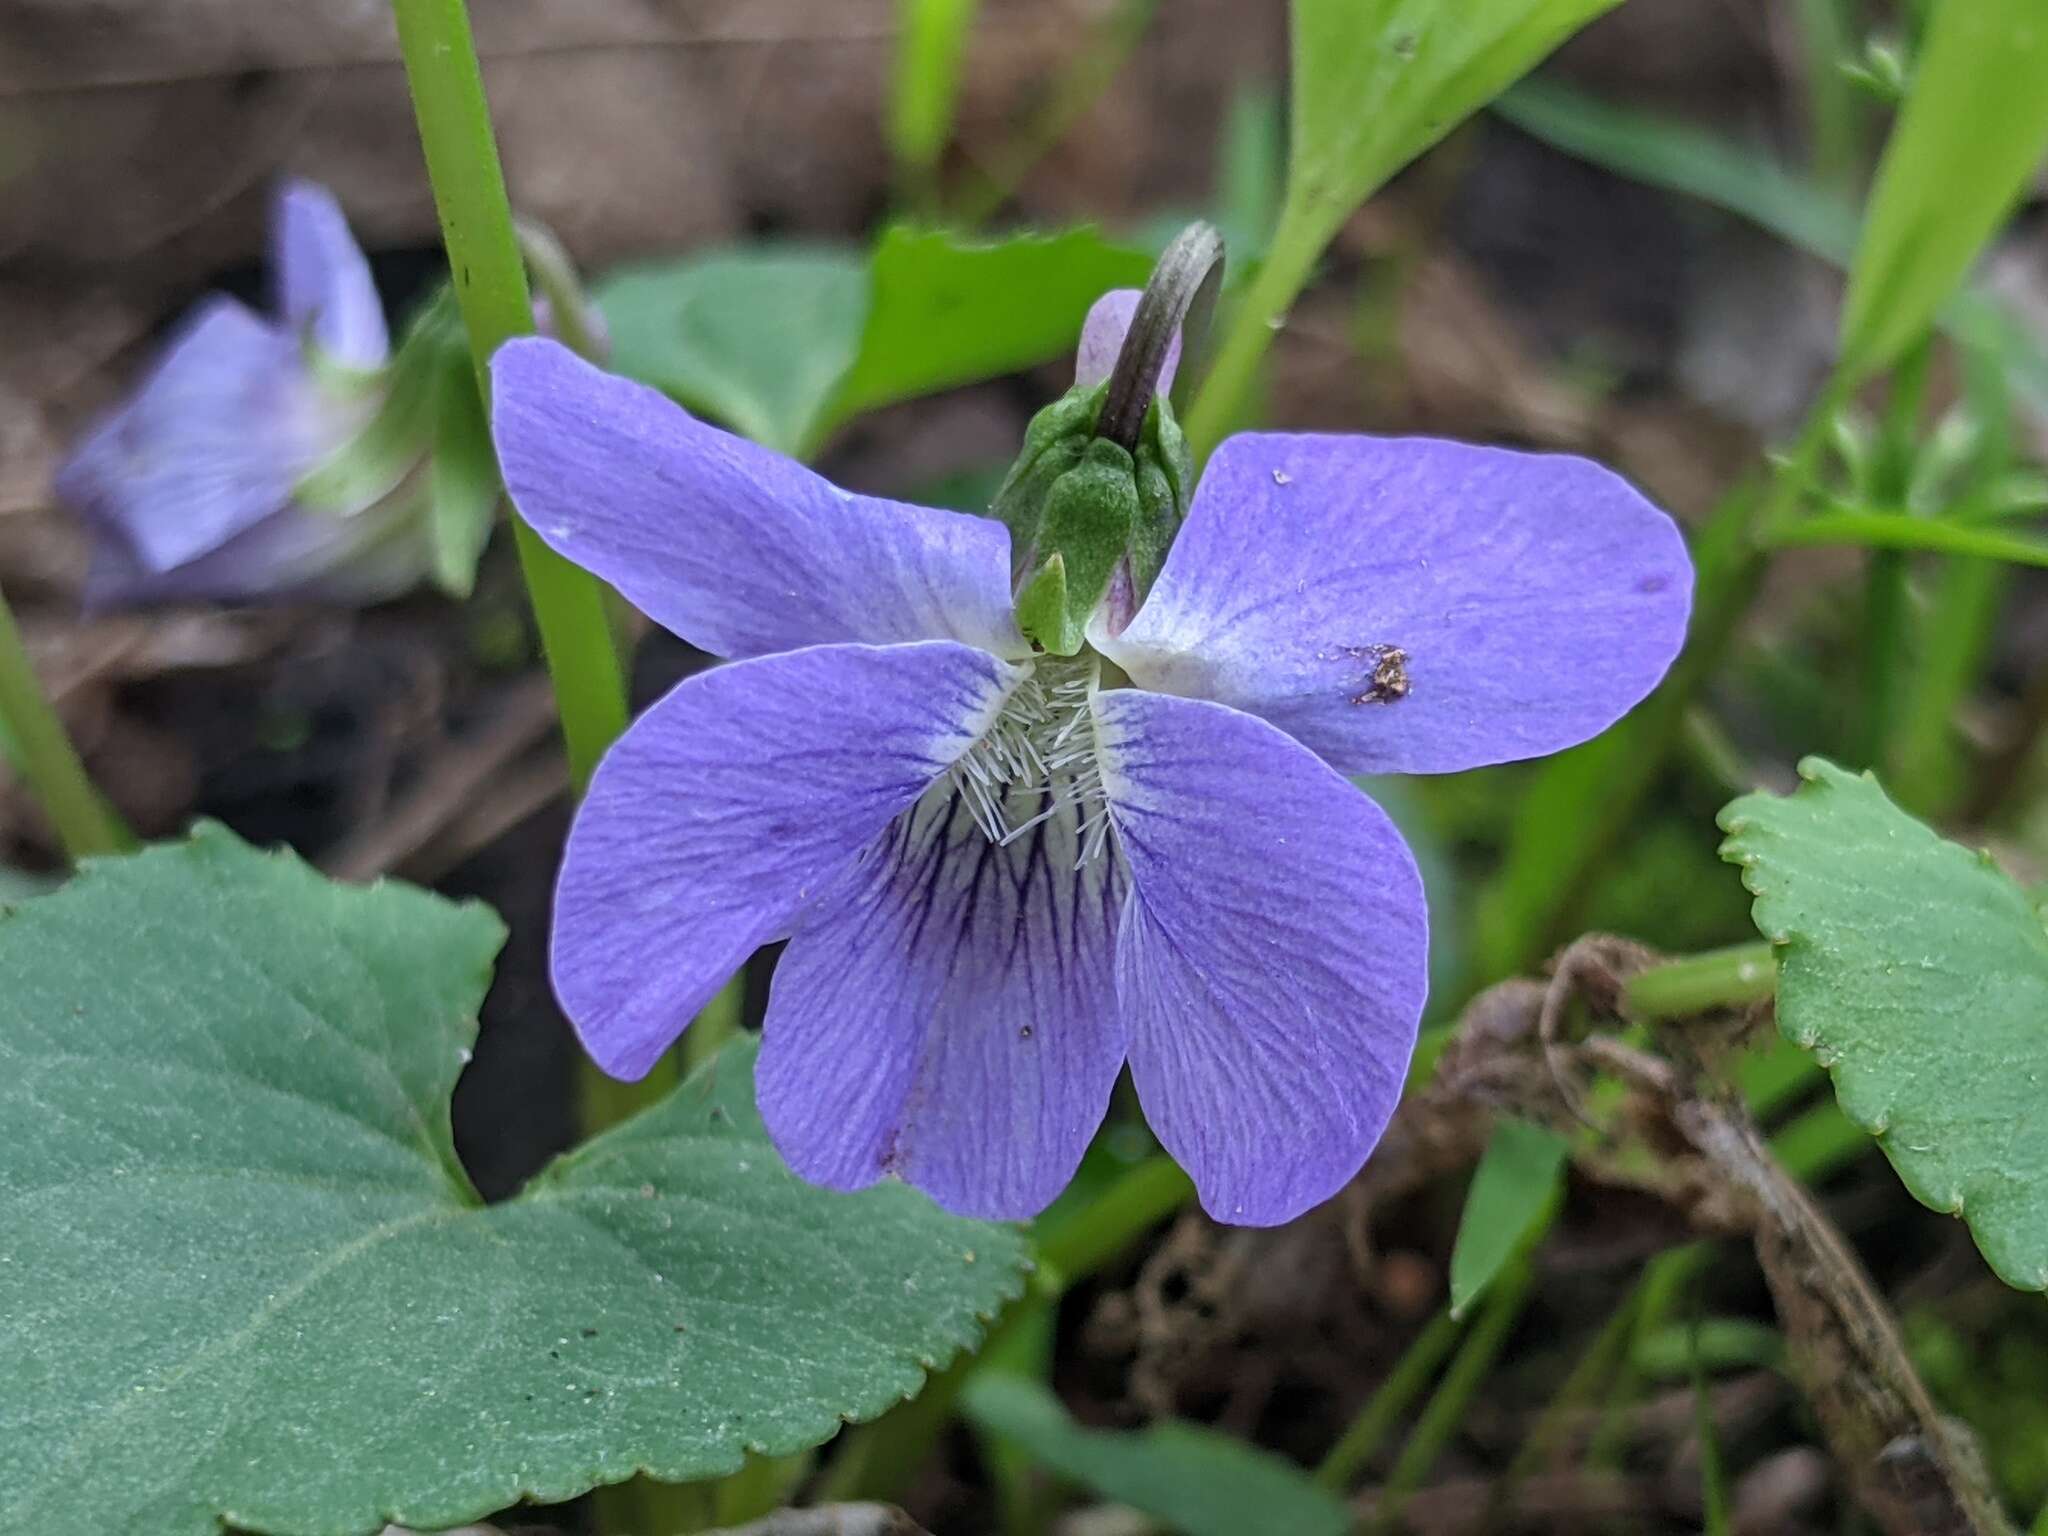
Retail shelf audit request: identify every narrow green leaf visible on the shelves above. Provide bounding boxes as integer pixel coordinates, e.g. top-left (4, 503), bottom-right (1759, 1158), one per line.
top-left (961, 1376), bottom-right (1349, 1536)
top-left (1720, 758), bottom-right (2048, 1291)
top-left (1494, 80), bottom-right (1860, 264)
top-left (1839, 0), bottom-right (2048, 381)
top-left (1767, 509), bottom-right (2048, 567)
top-left (891, 0), bottom-right (982, 181)
top-left (596, 249), bottom-right (870, 458)
top-left (1287, 0), bottom-right (1624, 236)
top-left (1494, 80), bottom-right (2048, 421)
top-left (820, 225), bottom-right (1154, 440)
top-left (1448, 1118), bottom-right (1569, 1318)
top-left (1191, 0), bottom-right (1622, 458)
top-left (0, 828), bottom-right (1028, 1535)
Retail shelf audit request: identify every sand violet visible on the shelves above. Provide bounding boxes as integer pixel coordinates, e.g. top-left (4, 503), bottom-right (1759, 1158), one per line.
top-left (56, 180), bottom-right (498, 608)
top-left (490, 276), bottom-right (1692, 1227)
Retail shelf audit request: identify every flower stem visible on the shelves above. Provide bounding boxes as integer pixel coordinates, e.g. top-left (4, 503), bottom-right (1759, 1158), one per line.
top-left (0, 580), bottom-right (131, 860)
top-left (1100, 222), bottom-right (1225, 451)
top-left (1034, 1153), bottom-right (1194, 1281)
top-left (1623, 943), bottom-right (1777, 1021)
top-left (514, 217), bottom-right (608, 366)
top-left (390, 0), bottom-right (628, 793)
top-left (1369, 1255), bottom-right (1539, 1530)
top-left (1314, 1304), bottom-right (1465, 1491)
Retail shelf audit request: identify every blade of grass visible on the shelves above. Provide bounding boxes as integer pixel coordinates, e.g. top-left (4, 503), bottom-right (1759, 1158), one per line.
top-left (0, 581), bottom-right (131, 860)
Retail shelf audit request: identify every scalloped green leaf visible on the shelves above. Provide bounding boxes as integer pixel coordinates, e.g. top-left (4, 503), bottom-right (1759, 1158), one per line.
top-left (0, 827), bottom-right (1028, 1535)
top-left (1719, 758), bottom-right (2048, 1291)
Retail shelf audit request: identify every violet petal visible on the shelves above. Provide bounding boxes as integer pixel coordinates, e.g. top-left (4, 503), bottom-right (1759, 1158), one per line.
top-left (1096, 433), bottom-right (1693, 774)
top-left (1074, 288), bottom-right (1182, 397)
top-left (491, 339), bottom-right (1027, 661)
top-left (1096, 688), bottom-right (1427, 1225)
top-left (552, 640), bottom-right (1023, 1079)
top-left (54, 296), bottom-right (340, 574)
top-left (272, 179), bottom-right (389, 370)
top-left (758, 788), bottom-right (1127, 1220)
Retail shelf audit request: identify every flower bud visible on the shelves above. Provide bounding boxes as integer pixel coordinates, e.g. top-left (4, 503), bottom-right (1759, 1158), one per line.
top-left (54, 181), bottom-right (505, 610)
top-left (994, 222), bottom-right (1216, 654)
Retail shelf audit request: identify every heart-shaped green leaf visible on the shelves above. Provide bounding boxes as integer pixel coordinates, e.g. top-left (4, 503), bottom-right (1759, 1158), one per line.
top-left (597, 248), bottom-right (870, 458)
top-left (1720, 759), bottom-right (2048, 1291)
top-left (0, 827), bottom-right (1027, 1535)
top-left (596, 227), bottom-right (1153, 461)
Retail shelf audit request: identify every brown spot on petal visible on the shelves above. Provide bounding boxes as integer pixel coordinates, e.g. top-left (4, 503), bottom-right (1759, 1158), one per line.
top-left (1327, 643), bottom-right (1410, 705)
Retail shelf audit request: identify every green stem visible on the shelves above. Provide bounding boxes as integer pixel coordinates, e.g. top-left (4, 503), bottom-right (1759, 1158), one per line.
top-left (1893, 556), bottom-right (2007, 816)
top-left (1182, 202), bottom-right (1328, 462)
top-left (1623, 943), bottom-right (1777, 1021)
top-left (390, 0), bottom-right (628, 793)
top-left (1586, 1244), bottom-right (1710, 1467)
top-left (1314, 1306), bottom-right (1465, 1491)
top-left (1860, 547), bottom-right (1908, 767)
top-left (514, 217), bottom-right (608, 365)
top-left (0, 580), bottom-right (131, 860)
top-left (1369, 1257), bottom-right (1538, 1530)
top-left (1500, 1280), bottom-right (1643, 1485)
top-left (1034, 1154), bottom-right (1194, 1282)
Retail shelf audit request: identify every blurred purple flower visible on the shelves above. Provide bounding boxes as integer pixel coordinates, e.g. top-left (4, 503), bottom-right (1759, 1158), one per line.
top-left (490, 295), bottom-right (1693, 1225)
top-left (55, 181), bottom-right (437, 608)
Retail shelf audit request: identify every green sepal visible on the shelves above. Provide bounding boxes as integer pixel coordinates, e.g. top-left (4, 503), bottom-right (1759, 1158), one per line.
top-left (988, 379), bottom-right (1104, 575)
top-left (426, 342), bottom-right (502, 598)
top-left (1016, 438), bottom-right (1140, 655)
top-left (294, 288), bottom-right (463, 515)
top-left (1014, 550), bottom-right (1072, 654)
top-left (293, 284), bottom-right (502, 599)
top-left (1129, 396), bottom-right (1194, 598)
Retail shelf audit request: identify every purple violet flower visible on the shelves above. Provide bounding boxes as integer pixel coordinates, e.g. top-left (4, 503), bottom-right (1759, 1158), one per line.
top-left (490, 293), bottom-right (1693, 1226)
top-left (55, 181), bottom-right (444, 608)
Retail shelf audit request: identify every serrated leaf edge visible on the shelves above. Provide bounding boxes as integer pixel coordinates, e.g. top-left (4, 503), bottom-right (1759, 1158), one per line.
top-left (1716, 757), bottom-right (2048, 1292)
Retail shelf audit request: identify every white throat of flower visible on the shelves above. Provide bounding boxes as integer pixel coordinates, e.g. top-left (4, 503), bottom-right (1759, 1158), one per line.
top-left (947, 652), bottom-right (1111, 867)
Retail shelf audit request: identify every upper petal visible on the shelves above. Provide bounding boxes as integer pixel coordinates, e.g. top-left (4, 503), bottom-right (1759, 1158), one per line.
top-left (1096, 433), bottom-right (1693, 775)
top-left (55, 296), bottom-right (342, 573)
top-left (1074, 288), bottom-right (1181, 397)
top-left (1096, 688), bottom-right (1427, 1225)
top-left (758, 784), bottom-right (1127, 1220)
top-left (490, 338), bottom-right (1027, 661)
top-left (271, 179), bottom-right (389, 370)
top-left (553, 640), bottom-right (1023, 1079)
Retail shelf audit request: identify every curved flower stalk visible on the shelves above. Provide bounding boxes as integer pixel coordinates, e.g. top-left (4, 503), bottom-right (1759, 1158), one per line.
top-left (491, 295), bottom-right (1693, 1227)
top-left (56, 181), bottom-right (497, 608)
